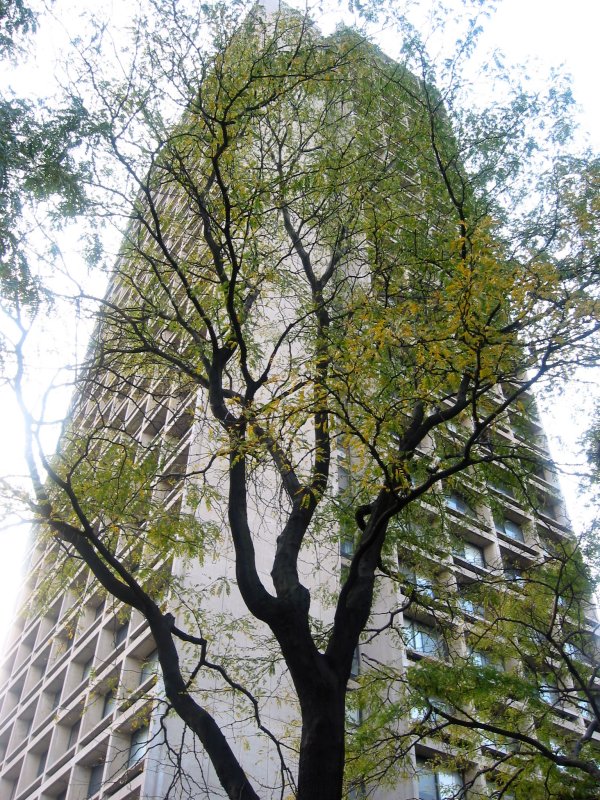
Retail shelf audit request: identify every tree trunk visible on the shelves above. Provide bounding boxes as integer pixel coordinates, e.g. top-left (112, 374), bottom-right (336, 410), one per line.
top-left (296, 687), bottom-right (347, 800)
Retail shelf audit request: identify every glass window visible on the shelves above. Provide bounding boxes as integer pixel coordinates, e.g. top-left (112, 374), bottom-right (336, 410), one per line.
top-left (348, 784), bottom-right (366, 800)
top-left (87, 763), bottom-right (103, 798)
top-left (454, 540), bottom-right (485, 568)
top-left (51, 683), bottom-right (63, 710)
top-left (346, 705), bottom-right (362, 727)
top-left (496, 517), bottom-right (524, 543)
top-left (539, 680), bottom-right (560, 706)
top-left (438, 769), bottom-right (463, 797)
top-left (469, 648), bottom-right (503, 672)
top-left (446, 493), bottom-right (471, 515)
top-left (469, 649), bottom-right (489, 667)
top-left (36, 749), bottom-right (48, 777)
top-left (68, 718), bottom-right (81, 749)
top-left (350, 647), bottom-right (360, 679)
top-left (410, 698), bottom-right (451, 726)
top-left (340, 537), bottom-right (354, 558)
top-left (417, 758), bottom-right (463, 800)
top-left (338, 464), bottom-right (350, 491)
top-left (457, 593), bottom-right (484, 618)
top-left (541, 499), bottom-right (556, 518)
top-left (504, 563), bottom-right (524, 583)
top-left (405, 620), bottom-right (445, 658)
top-left (81, 656), bottom-right (94, 681)
top-left (140, 650), bottom-right (159, 685)
top-left (415, 575), bottom-right (435, 598)
top-left (401, 566), bottom-right (435, 598)
top-left (418, 768), bottom-right (438, 800)
top-left (102, 690), bottom-right (116, 718)
top-left (564, 641), bottom-right (591, 664)
top-left (128, 726), bottom-right (149, 767)
top-left (115, 622), bottom-right (129, 646)
top-left (490, 480), bottom-right (515, 498)
top-left (503, 518), bottom-right (524, 542)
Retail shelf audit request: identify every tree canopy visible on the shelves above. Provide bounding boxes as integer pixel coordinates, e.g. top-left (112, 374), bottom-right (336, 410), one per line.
top-left (0, 0), bottom-right (92, 310)
top-left (4, 2), bottom-right (600, 799)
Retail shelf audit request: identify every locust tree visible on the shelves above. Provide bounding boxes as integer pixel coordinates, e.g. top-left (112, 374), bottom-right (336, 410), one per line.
top-left (0, 0), bottom-right (91, 310)
top-left (8, 2), bottom-right (600, 799)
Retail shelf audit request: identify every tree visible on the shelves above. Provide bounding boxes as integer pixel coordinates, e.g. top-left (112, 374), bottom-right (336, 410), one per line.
top-left (348, 515), bottom-right (600, 799)
top-left (7, 2), bottom-right (600, 799)
top-left (0, 0), bottom-right (90, 309)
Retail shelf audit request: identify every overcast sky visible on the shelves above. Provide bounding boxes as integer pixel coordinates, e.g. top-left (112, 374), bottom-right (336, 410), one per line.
top-left (0, 0), bottom-right (598, 645)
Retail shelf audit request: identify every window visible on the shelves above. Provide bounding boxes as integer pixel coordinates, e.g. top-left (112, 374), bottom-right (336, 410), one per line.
top-left (338, 464), bottom-right (350, 491)
top-left (348, 783), bottom-right (366, 799)
top-left (446, 493), bottom-right (474, 517)
top-left (404, 620), bottom-right (446, 658)
top-left (496, 516), bottom-right (525, 543)
top-left (533, 462), bottom-right (547, 481)
top-left (454, 540), bottom-right (485, 569)
top-left (469, 649), bottom-right (490, 668)
top-left (410, 698), bottom-right (451, 726)
top-left (346, 705), bottom-right (362, 727)
top-left (490, 480), bottom-right (515, 499)
top-left (114, 622), bottom-right (129, 647)
top-left (417, 758), bottom-right (463, 800)
top-left (400, 565), bottom-right (435, 599)
top-left (578, 697), bottom-right (595, 720)
top-left (350, 647), bottom-right (360, 679)
top-left (127, 726), bottom-right (149, 767)
top-left (504, 562), bottom-right (524, 583)
top-left (539, 679), bottom-right (561, 706)
top-left (94, 601), bottom-right (105, 620)
top-left (549, 739), bottom-right (567, 771)
top-left (564, 641), bottom-right (591, 664)
top-left (102, 689), bottom-right (116, 718)
top-left (480, 732), bottom-right (514, 755)
top-left (340, 537), bottom-right (354, 558)
top-left (414, 574), bottom-right (435, 598)
top-left (541, 499), bottom-right (556, 518)
top-left (81, 656), bottom-right (94, 681)
top-left (68, 718), bottom-right (81, 749)
top-left (140, 650), bottom-right (159, 685)
top-left (36, 749), bottom-right (48, 777)
top-left (457, 590), bottom-right (484, 618)
top-left (469, 648), bottom-right (503, 671)
top-left (51, 683), bottom-right (63, 710)
top-left (87, 763), bottom-right (104, 798)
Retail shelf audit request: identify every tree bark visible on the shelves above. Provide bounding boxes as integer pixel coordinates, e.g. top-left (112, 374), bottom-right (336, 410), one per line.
top-left (296, 682), bottom-right (347, 800)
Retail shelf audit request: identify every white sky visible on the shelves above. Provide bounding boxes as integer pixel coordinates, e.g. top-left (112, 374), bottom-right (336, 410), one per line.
top-left (0, 0), bottom-right (598, 644)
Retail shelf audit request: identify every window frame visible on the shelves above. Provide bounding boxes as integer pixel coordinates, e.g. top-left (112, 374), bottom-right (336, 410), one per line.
top-left (87, 763), bottom-right (104, 798)
top-left (127, 725), bottom-right (150, 768)
top-left (404, 619), bottom-right (446, 658)
top-left (416, 757), bottom-right (464, 800)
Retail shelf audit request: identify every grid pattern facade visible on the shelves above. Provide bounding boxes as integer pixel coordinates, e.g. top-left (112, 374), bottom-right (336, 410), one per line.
top-left (1, 386), bottom-right (597, 800)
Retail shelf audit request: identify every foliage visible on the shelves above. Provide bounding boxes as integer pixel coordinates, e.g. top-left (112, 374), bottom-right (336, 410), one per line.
top-left (0, 0), bottom-right (36, 56)
top-left (0, 0), bottom-right (91, 308)
top-left (6, 2), bottom-right (600, 799)
top-left (348, 536), bottom-right (600, 798)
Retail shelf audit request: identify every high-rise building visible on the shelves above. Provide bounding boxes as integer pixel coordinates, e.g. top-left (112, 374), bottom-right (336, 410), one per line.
top-left (0, 5), bottom-right (597, 800)
top-left (0, 399), bottom-right (593, 800)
